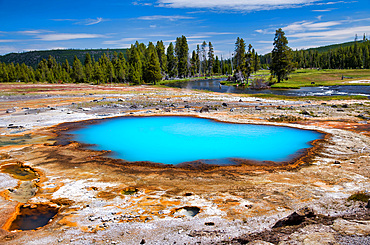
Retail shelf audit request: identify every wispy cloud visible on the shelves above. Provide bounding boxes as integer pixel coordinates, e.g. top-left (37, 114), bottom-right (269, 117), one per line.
top-left (312, 8), bottom-right (336, 12)
top-left (18, 30), bottom-right (52, 35)
top-left (156, 0), bottom-right (322, 11)
top-left (137, 15), bottom-right (194, 21)
top-left (0, 39), bottom-right (19, 43)
top-left (133, 0), bottom-right (153, 6)
top-left (186, 35), bottom-right (211, 39)
top-left (38, 33), bottom-right (105, 41)
top-left (52, 17), bottom-right (105, 26)
top-left (284, 20), bottom-right (342, 32)
top-left (102, 37), bottom-right (145, 45)
top-left (203, 32), bottom-right (238, 35)
top-left (288, 25), bottom-right (370, 40)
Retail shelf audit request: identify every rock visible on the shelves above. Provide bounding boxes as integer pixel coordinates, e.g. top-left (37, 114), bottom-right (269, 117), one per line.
top-left (331, 218), bottom-right (370, 236)
top-left (184, 105), bottom-right (191, 108)
top-left (230, 108), bottom-right (234, 112)
top-left (222, 103), bottom-right (228, 107)
top-left (82, 108), bottom-right (91, 111)
top-left (6, 109), bottom-right (15, 113)
top-left (334, 161), bottom-right (340, 164)
top-left (301, 110), bottom-right (310, 116)
top-left (140, 239), bottom-right (146, 244)
top-left (200, 106), bottom-right (209, 113)
top-left (205, 222), bottom-right (215, 226)
top-left (366, 200), bottom-right (370, 209)
top-left (255, 106), bottom-right (261, 111)
top-left (239, 99), bottom-right (243, 102)
top-left (130, 105), bottom-right (138, 109)
top-left (248, 241), bottom-right (274, 245)
top-left (272, 207), bottom-right (315, 228)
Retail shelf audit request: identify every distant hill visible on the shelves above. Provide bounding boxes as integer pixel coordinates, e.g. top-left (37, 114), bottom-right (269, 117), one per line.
top-left (303, 40), bottom-right (365, 53)
top-left (0, 48), bottom-right (127, 68)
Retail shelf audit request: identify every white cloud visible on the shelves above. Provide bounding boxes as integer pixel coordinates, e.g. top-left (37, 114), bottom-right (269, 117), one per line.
top-left (203, 32), bottom-right (238, 35)
top-left (80, 17), bottom-right (104, 26)
top-left (186, 35), bottom-right (211, 39)
top-left (38, 33), bottom-right (104, 41)
top-left (137, 15), bottom-right (194, 21)
top-left (0, 39), bottom-right (19, 43)
top-left (288, 25), bottom-right (370, 40)
top-left (52, 17), bottom-right (105, 26)
top-left (156, 0), bottom-right (322, 11)
top-left (312, 8), bottom-right (336, 12)
top-left (284, 20), bottom-right (342, 32)
top-left (102, 38), bottom-right (145, 45)
top-left (18, 30), bottom-right (52, 35)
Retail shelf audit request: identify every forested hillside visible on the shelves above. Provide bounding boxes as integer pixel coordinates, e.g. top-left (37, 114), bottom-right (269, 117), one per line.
top-left (0, 49), bottom-right (127, 68)
top-left (261, 38), bottom-right (370, 69)
top-left (0, 37), bottom-right (233, 84)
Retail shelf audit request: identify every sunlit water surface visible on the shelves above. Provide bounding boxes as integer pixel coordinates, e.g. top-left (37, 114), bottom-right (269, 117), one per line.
top-left (71, 116), bottom-right (323, 165)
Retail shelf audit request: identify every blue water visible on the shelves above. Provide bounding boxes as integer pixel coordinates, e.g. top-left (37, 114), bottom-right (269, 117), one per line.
top-left (71, 116), bottom-right (322, 165)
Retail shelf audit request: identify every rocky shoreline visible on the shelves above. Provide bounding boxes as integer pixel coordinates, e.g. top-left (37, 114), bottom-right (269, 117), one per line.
top-left (0, 84), bottom-right (369, 244)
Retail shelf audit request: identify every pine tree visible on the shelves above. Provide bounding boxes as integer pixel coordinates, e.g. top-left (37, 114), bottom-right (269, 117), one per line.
top-left (71, 56), bottom-right (85, 83)
top-left (208, 42), bottom-right (215, 75)
top-left (234, 37), bottom-right (246, 74)
top-left (190, 50), bottom-right (198, 76)
top-left (156, 41), bottom-right (167, 75)
top-left (167, 42), bottom-right (177, 78)
top-left (92, 62), bottom-right (103, 84)
top-left (196, 45), bottom-right (201, 76)
top-left (175, 36), bottom-right (189, 78)
top-left (201, 41), bottom-right (207, 75)
top-left (128, 46), bottom-right (143, 84)
top-left (254, 51), bottom-right (260, 73)
top-left (270, 28), bottom-right (293, 83)
top-left (145, 52), bottom-right (162, 84)
top-left (213, 56), bottom-right (221, 74)
top-left (115, 52), bottom-right (127, 82)
top-left (245, 44), bottom-right (254, 84)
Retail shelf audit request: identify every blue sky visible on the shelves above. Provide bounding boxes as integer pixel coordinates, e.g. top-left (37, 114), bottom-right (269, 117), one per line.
top-left (0, 0), bottom-right (369, 56)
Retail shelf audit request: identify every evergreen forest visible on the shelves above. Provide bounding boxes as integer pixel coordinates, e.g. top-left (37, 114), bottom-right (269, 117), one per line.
top-left (1, 33), bottom-right (370, 84)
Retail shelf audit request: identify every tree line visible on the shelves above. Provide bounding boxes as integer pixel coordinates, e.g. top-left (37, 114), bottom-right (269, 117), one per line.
top-left (261, 34), bottom-right (370, 70)
top-left (0, 36), bottom-right (233, 84)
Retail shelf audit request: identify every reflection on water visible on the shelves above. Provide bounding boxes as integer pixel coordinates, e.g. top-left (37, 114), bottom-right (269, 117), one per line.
top-left (166, 78), bottom-right (370, 97)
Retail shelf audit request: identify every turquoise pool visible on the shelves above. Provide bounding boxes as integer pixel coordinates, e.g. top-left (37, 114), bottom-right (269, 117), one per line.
top-left (71, 116), bottom-right (322, 165)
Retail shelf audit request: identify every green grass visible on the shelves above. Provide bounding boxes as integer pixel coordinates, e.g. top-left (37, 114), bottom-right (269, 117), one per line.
top-left (249, 93), bottom-right (368, 101)
top-left (271, 69), bottom-right (370, 89)
top-left (158, 75), bottom-right (227, 85)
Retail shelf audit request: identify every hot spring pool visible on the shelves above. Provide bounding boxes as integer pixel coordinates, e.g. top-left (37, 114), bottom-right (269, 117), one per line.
top-left (71, 116), bottom-right (323, 165)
